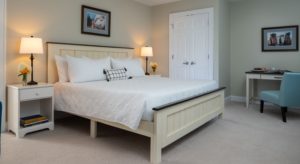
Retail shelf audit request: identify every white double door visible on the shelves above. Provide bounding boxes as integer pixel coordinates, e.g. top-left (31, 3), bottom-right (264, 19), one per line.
top-left (169, 8), bottom-right (213, 80)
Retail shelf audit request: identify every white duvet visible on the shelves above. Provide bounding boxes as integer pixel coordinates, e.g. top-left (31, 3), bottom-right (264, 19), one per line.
top-left (54, 76), bottom-right (218, 129)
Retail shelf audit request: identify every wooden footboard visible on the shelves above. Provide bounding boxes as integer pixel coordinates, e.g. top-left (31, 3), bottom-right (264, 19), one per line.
top-left (86, 88), bottom-right (224, 164)
top-left (150, 88), bottom-right (225, 163)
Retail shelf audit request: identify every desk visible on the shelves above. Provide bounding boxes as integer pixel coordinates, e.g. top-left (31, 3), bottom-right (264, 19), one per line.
top-left (246, 71), bottom-right (284, 108)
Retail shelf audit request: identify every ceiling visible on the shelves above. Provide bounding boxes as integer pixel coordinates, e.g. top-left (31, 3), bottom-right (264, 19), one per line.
top-left (133, 0), bottom-right (244, 6)
top-left (133, 0), bottom-right (182, 6)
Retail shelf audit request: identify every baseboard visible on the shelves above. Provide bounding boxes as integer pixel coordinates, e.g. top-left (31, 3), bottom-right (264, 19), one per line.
top-left (225, 96), bottom-right (231, 103)
top-left (228, 95), bottom-right (300, 109)
top-left (229, 95), bottom-right (260, 104)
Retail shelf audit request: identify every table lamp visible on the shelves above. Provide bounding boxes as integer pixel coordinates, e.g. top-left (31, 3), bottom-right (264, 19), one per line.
top-left (141, 46), bottom-right (153, 75)
top-left (19, 36), bottom-right (43, 85)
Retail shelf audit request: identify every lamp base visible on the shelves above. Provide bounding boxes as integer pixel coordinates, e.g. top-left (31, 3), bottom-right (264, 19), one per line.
top-left (145, 72), bottom-right (150, 75)
top-left (27, 80), bottom-right (38, 85)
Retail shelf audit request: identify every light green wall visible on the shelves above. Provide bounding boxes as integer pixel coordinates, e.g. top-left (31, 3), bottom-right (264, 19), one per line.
top-left (230, 0), bottom-right (300, 97)
top-left (6, 0), bottom-right (152, 84)
top-left (218, 0), bottom-right (231, 96)
top-left (10, 0), bottom-right (299, 99)
top-left (152, 0), bottom-right (231, 96)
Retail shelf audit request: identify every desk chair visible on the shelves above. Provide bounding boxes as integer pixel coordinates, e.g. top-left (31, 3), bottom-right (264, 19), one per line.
top-left (260, 72), bottom-right (300, 122)
top-left (0, 101), bottom-right (2, 155)
top-left (0, 101), bottom-right (2, 131)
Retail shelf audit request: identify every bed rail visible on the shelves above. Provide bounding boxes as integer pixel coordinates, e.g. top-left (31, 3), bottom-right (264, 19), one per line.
top-left (153, 87), bottom-right (226, 111)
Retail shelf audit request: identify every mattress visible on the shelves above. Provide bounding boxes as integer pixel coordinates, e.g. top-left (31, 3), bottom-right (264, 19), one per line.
top-left (54, 76), bottom-right (218, 129)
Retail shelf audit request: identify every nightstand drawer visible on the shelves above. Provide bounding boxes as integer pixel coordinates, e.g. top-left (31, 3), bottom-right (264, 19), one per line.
top-left (20, 87), bottom-right (53, 101)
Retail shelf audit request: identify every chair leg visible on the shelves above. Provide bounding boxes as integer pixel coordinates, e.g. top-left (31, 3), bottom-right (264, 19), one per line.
top-left (260, 100), bottom-right (264, 113)
top-left (281, 107), bottom-right (287, 123)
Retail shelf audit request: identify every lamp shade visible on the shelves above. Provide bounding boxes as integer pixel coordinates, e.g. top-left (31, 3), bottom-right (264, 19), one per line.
top-left (141, 46), bottom-right (153, 57)
top-left (19, 37), bottom-right (43, 54)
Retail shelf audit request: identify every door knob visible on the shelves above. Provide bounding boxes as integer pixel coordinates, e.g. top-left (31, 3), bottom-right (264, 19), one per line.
top-left (182, 61), bottom-right (189, 65)
top-left (191, 61), bottom-right (196, 65)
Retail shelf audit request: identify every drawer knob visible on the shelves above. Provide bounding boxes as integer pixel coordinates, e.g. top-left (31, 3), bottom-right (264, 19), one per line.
top-left (35, 93), bottom-right (39, 96)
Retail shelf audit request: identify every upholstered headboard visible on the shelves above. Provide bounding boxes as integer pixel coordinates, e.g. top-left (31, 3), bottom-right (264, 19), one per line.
top-left (47, 42), bottom-right (135, 83)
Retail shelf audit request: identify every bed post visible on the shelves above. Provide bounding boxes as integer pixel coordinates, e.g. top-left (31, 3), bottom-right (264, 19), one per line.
top-left (90, 120), bottom-right (97, 138)
top-left (150, 112), bottom-right (162, 164)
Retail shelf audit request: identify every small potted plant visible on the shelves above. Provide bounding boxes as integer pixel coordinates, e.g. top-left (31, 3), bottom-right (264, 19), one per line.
top-left (18, 64), bottom-right (30, 86)
top-left (150, 62), bottom-right (158, 74)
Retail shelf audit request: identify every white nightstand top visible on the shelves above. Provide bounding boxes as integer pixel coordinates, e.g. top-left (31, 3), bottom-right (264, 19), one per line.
top-left (7, 83), bottom-right (53, 89)
top-left (149, 74), bottom-right (161, 77)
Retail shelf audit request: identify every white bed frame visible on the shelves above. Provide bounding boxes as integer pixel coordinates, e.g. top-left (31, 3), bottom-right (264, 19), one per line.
top-left (47, 42), bottom-right (225, 164)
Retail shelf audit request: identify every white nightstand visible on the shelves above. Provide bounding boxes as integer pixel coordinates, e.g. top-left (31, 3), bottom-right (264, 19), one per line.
top-left (7, 83), bottom-right (54, 138)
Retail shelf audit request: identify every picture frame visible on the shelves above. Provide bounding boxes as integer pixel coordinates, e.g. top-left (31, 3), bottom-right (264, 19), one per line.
top-left (81, 5), bottom-right (111, 37)
top-left (262, 25), bottom-right (298, 52)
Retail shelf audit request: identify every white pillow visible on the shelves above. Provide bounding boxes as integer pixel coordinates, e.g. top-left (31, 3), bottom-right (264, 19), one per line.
top-left (111, 58), bottom-right (145, 77)
top-left (67, 56), bottom-right (111, 83)
top-left (55, 55), bottom-right (69, 82)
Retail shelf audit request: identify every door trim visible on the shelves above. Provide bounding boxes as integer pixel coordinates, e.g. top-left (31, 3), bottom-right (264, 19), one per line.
top-left (0, 0), bottom-right (6, 132)
top-left (169, 8), bottom-right (214, 81)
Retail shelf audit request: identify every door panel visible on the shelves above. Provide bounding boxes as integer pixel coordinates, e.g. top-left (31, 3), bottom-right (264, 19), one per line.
top-left (171, 15), bottom-right (189, 80)
top-left (170, 8), bottom-right (213, 81)
top-left (190, 13), bottom-right (210, 80)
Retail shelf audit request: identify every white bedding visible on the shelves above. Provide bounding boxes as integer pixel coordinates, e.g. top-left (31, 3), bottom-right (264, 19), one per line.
top-left (54, 76), bottom-right (218, 129)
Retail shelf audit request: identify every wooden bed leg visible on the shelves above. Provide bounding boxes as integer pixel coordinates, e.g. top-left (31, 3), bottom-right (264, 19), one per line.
top-left (151, 112), bottom-right (162, 164)
top-left (90, 120), bottom-right (97, 138)
top-left (150, 136), bottom-right (161, 164)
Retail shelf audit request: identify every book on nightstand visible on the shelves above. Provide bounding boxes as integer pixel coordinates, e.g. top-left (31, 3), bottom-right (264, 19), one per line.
top-left (20, 115), bottom-right (49, 127)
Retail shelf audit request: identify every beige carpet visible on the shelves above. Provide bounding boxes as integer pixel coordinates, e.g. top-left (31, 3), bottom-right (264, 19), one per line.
top-left (1, 102), bottom-right (300, 164)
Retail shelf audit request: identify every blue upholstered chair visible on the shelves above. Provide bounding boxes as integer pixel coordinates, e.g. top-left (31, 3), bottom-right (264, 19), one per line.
top-left (0, 101), bottom-right (2, 132)
top-left (260, 72), bottom-right (300, 122)
top-left (0, 101), bottom-right (1, 155)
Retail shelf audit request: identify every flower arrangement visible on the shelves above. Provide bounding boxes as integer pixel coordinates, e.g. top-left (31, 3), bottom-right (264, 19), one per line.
top-left (18, 64), bottom-right (30, 85)
top-left (150, 62), bottom-right (158, 73)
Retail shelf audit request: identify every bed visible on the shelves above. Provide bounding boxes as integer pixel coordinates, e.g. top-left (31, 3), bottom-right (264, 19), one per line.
top-left (47, 42), bottom-right (225, 164)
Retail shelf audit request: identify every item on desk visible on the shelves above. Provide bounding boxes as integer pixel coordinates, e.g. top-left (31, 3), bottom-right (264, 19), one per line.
top-left (252, 67), bottom-right (266, 72)
top-left (254, 67), bottom-right (266, 71)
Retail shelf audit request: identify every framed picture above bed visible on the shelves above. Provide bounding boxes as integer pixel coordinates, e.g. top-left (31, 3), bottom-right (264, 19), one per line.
top-left (81, 5), bottom-right (111, 37)
top-left (262, 25), bottom-right (299, 52)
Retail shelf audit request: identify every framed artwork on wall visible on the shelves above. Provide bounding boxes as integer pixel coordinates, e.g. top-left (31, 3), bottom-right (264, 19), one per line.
top-left (262, 25), bottom-right (298, 52)
top-left (81, 5), bottom-right (111, 37)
